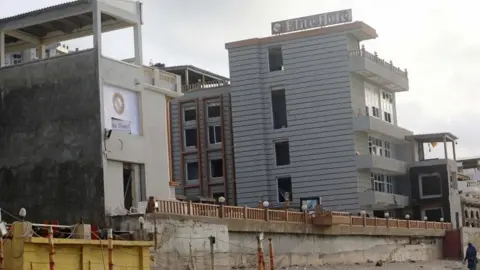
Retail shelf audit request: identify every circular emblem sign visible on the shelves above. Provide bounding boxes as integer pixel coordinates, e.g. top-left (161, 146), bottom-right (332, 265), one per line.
top-left (112, 92), bottom-right (125, 115)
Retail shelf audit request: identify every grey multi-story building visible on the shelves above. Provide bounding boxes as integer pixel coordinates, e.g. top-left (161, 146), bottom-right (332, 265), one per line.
top-left (167, 17), bottom-right (463, 225)
top-left (224, 20), bottom-right (425, 215)
top-left (168, 65), bottom-right (236, 204)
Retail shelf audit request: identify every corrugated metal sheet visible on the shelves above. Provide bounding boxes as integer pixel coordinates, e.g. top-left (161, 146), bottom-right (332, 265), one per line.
top-left (0, 0), bottom-right (88, 22)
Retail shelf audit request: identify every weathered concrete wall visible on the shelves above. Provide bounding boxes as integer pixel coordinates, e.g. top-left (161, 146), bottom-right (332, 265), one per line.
top-left (113, 214), bottom-right (444, 270)
top-left (460, 226), bottom-right (480, 257)
top-left (0, 50), bottom-right (105, 225)
top-left (114, 215), bottom-right (231, 269)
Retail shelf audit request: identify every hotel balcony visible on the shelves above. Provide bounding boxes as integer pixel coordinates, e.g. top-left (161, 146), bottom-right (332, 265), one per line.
top-left (348, 45), bottom-right (408, 92)
top-left (359, 190), bottom-right (409, 209)
top-left (353, 115), bottom-right (413, 143)
top-left (356, 154), bottom-right (407, 175)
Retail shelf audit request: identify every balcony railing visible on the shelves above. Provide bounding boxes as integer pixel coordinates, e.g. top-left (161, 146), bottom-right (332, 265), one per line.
top-left (143, 66), bottom-right (178, 91)
top-left (146, 198), bottom-right (452, 230)
top-left (182, 80), bottom-right (230, 92)
top-left (348, 45), bottom-right (408, 78)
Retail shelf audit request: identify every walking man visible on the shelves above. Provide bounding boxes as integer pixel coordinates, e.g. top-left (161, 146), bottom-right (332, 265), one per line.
top-left (464, 242), bottom-right (478, 270)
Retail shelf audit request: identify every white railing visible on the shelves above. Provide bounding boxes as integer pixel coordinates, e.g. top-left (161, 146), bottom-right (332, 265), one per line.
top-left (348, 45), bottom-right (408, 78)
top-left (182, 80), bottom-right (230, 92)
top-left (143, 66), bottom-right (178, 92)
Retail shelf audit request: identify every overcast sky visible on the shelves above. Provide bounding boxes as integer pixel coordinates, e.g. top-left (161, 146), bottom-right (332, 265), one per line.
top-left (2, 0), bottom-right (479, 159)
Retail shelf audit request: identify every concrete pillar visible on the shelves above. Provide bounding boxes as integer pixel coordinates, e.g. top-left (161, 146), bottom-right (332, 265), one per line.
top-left (452, 141), bottom-right (457, 161)
top-left (0, 31), bottom-right (5, 67)
top-left (185, 68), bottom-right (189, 85)
top-left (443, 136), bottom-right (448, 159)
top-left (37, 44), bottom-right (46, 59)
top-left (133, 2), bottom-right (143, 66)
top-left (92, 0), bottom-right (102, 55)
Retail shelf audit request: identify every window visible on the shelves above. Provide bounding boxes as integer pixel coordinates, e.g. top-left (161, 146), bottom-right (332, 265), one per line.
top-left (268, 46), bottom-right (284, 72)
top-left (419, 173), bottom-right (442, 198)
top-left (208, 125), bottom-right (222, 144)
top-left (465, 210), bottom-right (469, 219)
top-left (184, 108), bottom-right (196, 122)
top-left (184, 128), bottom-right (197, 148)
top-left (208, 104), bottom-right (221, 118)
top-left (277, 176), bottom-right (292, 202)
top-left (384, 142), bottom-right (391, 158)
top-left (368, 136), bottom-right (393, 158)
top-left (423, 208), bottom-right (443, 222)
top-left (210, 159), bottom-right (223, 178)
top-left (368, 136), bottom-right (383, 156)
top-left (275, 141), bottom-right (290, 166)
top-left (271, 89), bottom-right (288, 129)
top-left (186, 161), bottom-right (198, 183)
top-left (364, 83), bottom-right (380, 118)
top-left (371, 173), bottom-right (394, 194)
top-left (12, 53), bottom-right (22, 65)
top-left (381, 91), bottom-right (394, 124)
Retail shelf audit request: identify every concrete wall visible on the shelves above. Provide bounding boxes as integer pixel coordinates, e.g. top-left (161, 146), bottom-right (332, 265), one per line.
top-left (100, 57), bottom-right (175, 215)
top-left (170, 86), bottom-right (235, 203)
top-left (0, 50), bottom-right (105, 225)
top-left (114, 215), bottom-right (444, 270)
top-left (227, 29), bottom-right (359, 211)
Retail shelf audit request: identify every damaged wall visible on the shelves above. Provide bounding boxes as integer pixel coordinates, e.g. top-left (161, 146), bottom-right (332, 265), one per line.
top-left (0, 49), bottom-right (105, 225)
top-left (114, 214), bottom-right (443, 270)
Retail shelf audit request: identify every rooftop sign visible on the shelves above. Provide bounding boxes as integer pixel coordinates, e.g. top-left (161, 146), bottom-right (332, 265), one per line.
top-left (271, 9), bottom-right (353, 35)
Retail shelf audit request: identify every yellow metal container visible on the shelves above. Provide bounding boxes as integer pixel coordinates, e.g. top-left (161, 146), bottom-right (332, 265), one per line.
top-left (3, 222), bottom-right (153, 270)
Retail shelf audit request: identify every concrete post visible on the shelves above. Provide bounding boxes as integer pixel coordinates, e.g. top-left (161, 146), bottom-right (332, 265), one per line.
top-left (37, 44), bottom-right (46, 59)
top-left (0, 31), bottom-right (5, 67)
top-left (133, 2), bottom-right (143, 66)
top-left (452, 140), bottom-right (457, 161)
top-left (92, 0), bottom-right (102, 54)
top-left (443, 136), bottom-right (448, 159)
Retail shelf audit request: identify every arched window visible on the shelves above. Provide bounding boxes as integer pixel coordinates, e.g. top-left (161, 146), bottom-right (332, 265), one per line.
top-left (471, 210), bottom-right (474, 218)
top-left (466, 210), bottom-right (469, 218)
top-left (476, 211), bottom-right (479, 219)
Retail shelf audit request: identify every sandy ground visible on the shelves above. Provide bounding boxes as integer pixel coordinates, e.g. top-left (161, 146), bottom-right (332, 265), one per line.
top-left (271, 260), bottom-right (466, 269)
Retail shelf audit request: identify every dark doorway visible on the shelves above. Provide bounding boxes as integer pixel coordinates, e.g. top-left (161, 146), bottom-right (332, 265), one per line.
top-left (123, 167), bottom-right (133, 210)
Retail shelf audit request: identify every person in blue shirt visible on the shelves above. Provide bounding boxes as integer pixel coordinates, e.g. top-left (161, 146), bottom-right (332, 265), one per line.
top-left (464, 242), bottom-right (478, 270)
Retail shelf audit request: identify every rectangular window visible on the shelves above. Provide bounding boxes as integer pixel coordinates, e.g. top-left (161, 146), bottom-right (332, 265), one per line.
top-left (419, 173), bottom-right (442, 198)
top-left (381, 91), bottom-right (394, 124)
top-left (210, 159), bottom-right (223, 178)
top-left (12, 53), bottom-right (22, 65)
top-left (424, 208), bottom-right (443, 222)
top-left (271, 89), bottom-right (288, 129)
top-left (277, 176), bottom-right (292, 202)
top-left (208, 104), bottom-right (221, 118)
top-left (368, 136), bottom-right (393, 158)
top-left (268, 46), bottom-right (284, 72)
top-left (384, 142), bottom-right (391, 158)
top-left (184, 108), bottom-right (196, 122)
top-left (186, 161), bottom-right (198, 183)
top-left (208, 125), bottom-right (222, 144)
top-left (364, 82), bottom-right (380, 118)
top-left (184, 128), bottom-right (197, 148)
top-left (368, 136), bottom-right (383, 156)
top-left (275, 141), bottom-right (290, 166)
top-left (371, 173), bottom-right (394, 194)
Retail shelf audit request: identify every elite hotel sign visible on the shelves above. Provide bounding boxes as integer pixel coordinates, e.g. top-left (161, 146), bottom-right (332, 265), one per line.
top-left (271, 9), bottom-right (352, 35)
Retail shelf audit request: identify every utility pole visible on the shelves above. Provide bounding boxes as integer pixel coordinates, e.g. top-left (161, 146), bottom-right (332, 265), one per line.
top-left (209, 236), bottom-right (216, 270)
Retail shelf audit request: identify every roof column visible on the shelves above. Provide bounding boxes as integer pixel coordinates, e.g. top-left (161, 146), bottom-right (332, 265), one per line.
top-left (133, 2), bottom-right (143, 66)
top-left (0, 31), bottom-right (5, 67)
